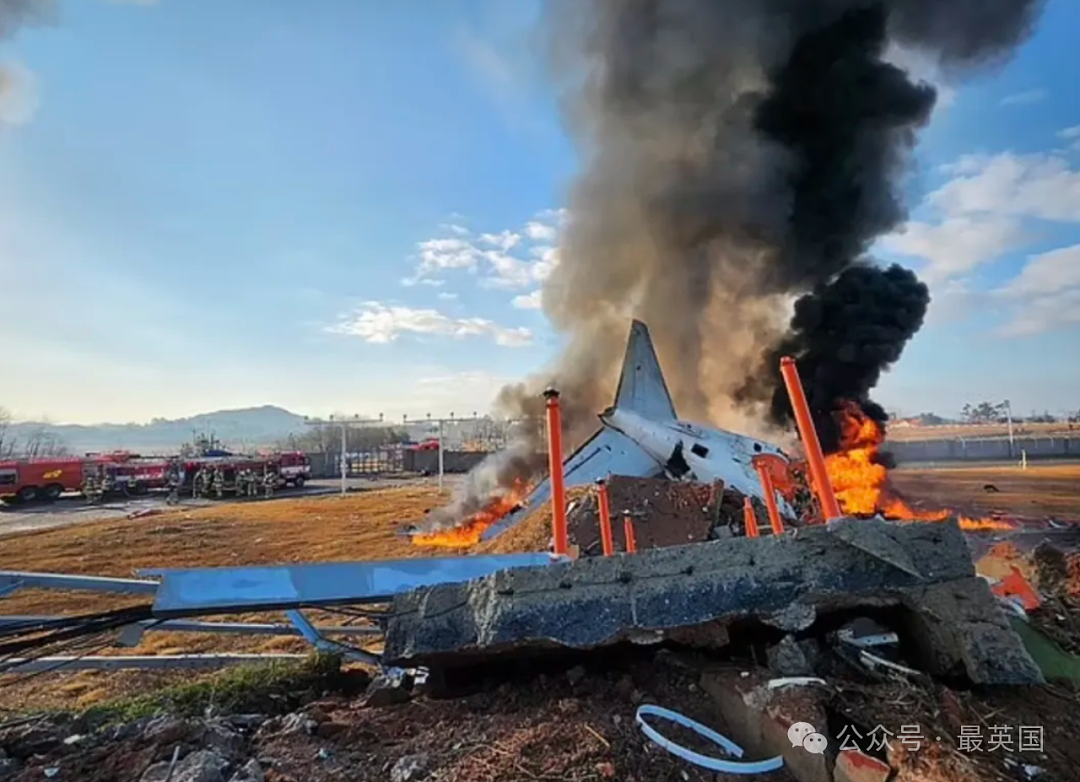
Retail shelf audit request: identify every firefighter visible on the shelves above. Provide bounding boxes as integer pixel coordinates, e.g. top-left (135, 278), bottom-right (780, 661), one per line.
top-left (262, 467), bottom-right (276, 498)
top-left (100, 466), bottom-right (115, 498)
top-left (239, 468), bottom-right (254, 498)
top-left (82, 470), bottom-right (100, 503)
top-left (166, 464), bottom-right (181, 506)
top-left (193, 468), bottom-right (207, 499)
top-left (213, 466), bottom-right (225, 499)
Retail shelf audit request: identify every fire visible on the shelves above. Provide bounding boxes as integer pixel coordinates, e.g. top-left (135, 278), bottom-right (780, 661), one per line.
top-left (411, 481), bottom-right (527, 548)
top-left (823, 402), bottom-right (1012, 532)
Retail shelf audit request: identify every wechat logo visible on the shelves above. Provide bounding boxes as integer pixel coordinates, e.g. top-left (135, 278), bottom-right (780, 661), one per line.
top-left (788, 722), bottom-right (828, 755)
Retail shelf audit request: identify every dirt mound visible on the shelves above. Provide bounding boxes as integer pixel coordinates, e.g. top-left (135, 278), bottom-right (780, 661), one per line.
top-left (475, 477), bottom-right (756, 557)
top-left (0, 651), bottom-right (797, 782)
top-left (565, 477), bottom-right (725, 556)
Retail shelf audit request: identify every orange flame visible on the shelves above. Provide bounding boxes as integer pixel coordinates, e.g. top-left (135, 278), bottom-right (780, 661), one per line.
top-left (411, 480), bottom-right (527, 548)
top-left (824, 402), bottom-right (1012, 532)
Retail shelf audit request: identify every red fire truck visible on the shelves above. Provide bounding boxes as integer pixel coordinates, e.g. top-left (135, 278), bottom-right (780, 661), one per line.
top-left (1, 450), bottom-right (313, 505)
top-left (90, 453), bottom-right (173, 495)
top-left (274, 451), bottom-right (311, 488)
top-left (0, 458), bottom-right (87, 503)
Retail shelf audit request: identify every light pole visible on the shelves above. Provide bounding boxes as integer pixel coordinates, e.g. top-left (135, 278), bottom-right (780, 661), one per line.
top-left (305, 415), bottom-right (384, 496)
top-left (437, 419), bottom-right (444, 492)
top-left (1003, 399), bottom-right (1014, 458)
top-left (340, 421), bottom-right (347, 496)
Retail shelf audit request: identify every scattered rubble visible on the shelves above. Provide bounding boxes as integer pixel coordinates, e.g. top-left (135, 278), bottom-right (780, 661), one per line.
top-left (768, 635), bottom-right (814, 677)
top-left (2, 636), bottom-right (1076, 782)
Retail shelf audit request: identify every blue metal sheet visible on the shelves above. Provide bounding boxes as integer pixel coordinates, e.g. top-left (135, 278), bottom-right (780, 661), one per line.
top-left (147, 553), bottom-right (556, 617)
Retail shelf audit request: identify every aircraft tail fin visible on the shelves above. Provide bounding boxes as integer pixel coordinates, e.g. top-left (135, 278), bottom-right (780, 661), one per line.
top-left (612, 320), bottom-right (677, 421)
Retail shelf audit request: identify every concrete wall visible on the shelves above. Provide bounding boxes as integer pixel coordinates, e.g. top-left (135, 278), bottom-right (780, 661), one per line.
top-left (305, 450), bottom-right (488, 478)
top-left (888, 435), bottom-right (1080, 464)
top-left (409, 450), bottom-right (487, 475)
top-left (308, 451), bottom-right (338, 479)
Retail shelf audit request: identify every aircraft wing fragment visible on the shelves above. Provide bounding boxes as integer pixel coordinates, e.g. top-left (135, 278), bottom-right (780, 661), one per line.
top-left (479, 427), bottom-right (662, 541)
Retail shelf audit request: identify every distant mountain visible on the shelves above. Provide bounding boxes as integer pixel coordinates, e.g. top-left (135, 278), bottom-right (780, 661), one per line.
top-left (7, 406), bottom-right (308, 455)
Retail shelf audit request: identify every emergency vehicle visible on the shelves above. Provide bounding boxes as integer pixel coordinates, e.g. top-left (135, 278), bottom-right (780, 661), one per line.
top-left (0, 458), bottom-right (87, 503)
top-left (88, 453), bottom-right (173, 495)
top-left (274, 451), bottom-right (311, 487)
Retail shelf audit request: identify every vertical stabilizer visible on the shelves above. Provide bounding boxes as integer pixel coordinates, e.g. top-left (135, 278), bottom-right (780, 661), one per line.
top-left (612, 320), bottom-right (677, 420)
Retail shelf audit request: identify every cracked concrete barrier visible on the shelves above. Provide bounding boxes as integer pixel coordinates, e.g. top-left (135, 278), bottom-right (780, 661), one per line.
top-left (383, 518), bottom-right (1043, 685)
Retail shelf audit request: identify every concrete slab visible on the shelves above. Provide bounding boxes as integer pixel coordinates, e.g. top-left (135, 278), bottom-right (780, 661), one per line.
top-left (383, 519), bottom-right (1042, 685)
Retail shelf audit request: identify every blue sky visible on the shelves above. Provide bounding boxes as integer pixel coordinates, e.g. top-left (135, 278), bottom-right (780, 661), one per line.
top-left (0, 0), bottom-right (1077, 425)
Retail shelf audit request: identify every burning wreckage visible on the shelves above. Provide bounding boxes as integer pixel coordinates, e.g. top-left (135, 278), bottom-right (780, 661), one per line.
top-left (2, 320), bottom-right (1073, 781)
top-left (1, 0), bottom-right (1072, 776)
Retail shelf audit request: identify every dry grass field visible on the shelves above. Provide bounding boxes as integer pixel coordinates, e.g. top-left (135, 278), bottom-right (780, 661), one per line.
top-left (891, 463), bottom-right (1080, 521)
top-left (2, 464), bottom-right (1079, 711)
top-left (886, 421), bottom-right (1079, 442)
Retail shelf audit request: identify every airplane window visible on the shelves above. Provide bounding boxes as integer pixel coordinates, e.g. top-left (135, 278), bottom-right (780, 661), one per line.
top-left (753, 443), bottom-right (763, 452)
top-left (691, 443), bottom-right (709, 458)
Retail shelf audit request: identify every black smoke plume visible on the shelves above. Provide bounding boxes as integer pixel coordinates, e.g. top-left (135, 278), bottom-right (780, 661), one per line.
top-left (746, 263), bottom-right (930, 452)
top-left (425, 0), bottom-right (1044, 529)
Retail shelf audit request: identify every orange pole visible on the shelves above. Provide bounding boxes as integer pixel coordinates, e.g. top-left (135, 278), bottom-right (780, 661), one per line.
top-left (544, 388), bottom-right (569, 556)
top-left (779, 356), bottom-right (842, 521)
top-left (596, 479), bottom-right (614, 556)
top-left (622, 512), bottom-right (637, 553)
top-left (753, 459), bottom-right (785, 535)
top-left (742, 496), bottom-right (760, 538)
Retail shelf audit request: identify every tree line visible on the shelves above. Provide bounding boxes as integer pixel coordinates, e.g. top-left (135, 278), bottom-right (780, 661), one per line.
top-left (0, 407), bottom-right (70, 459)
top-left (901, 404), bottom-right (1080, 426)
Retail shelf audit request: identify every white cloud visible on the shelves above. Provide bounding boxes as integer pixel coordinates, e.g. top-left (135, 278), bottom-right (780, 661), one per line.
top-left (524, 221), bottom-right (557, 242)
top-left (1000, 243), bottom-right (1080, 298)
top-left (996, 288), bottom-right (1080, 337)
top-left (994, 244), bottom-right (1080, 336)
top-left (400, 276), bottom-right (445, 287)
top-left (885, 154), bottom-right (1080, 286)
top-left (329, 302), bottom-right (533, 347)
top-left (480, 251), bottom-right (533, 289)
top-left (1058, 125), bottom-right (1080, 154)
top-left (889, 152), bottom-right (1080, 337)
top-left (440, 223), bottom-right (470, 236)
top-left (928, 152), bottom-right (1080, 223)
top-left (404, 209), bottom-right (564, 290)
top-left (478, 230), bottom-right (521, 251)
top-left (536, 208), bottom-right (569, 225)
top-left (437, 291), bottom-right (459, 300)
top-left (880, 217), bottom-right (1026, 281)
top-left (1000, 89), bottom-right (1048, 107)
top-left (416, 237), bottom-right (481, 274)
top-left (512, 290), bottom-right (542, 310)
top-left (529, 246), bottom-right (560, 281)
top-left (0, 61), bottom-right (39, 126)
top-left (923, 279), bottom-right (979, 326)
